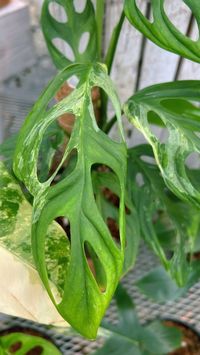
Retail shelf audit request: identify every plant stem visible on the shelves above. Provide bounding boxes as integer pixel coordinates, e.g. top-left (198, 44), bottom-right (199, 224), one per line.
top-left (100, 10), bottom-right (125, 131)
top-left (105, 11), bottom-right (125, 74)
top-left (103, 114), bottom-right (117, 134)
top-left (96, 0), bottom-right (105, 59)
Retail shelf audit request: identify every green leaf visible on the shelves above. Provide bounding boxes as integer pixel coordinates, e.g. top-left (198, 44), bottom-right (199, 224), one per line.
top-left (94, 285), bottom-right (181, 355)
top-left (127, 144), bottom-right (200, 286)
top-left (0, 332), bottom-right (61, 355)
top-left (13, 63), bottom-right (127, 339)
top-left (136, 262), bottom-right (200, 304)
top-left (0, 162), bottom-right (69, 326)
top-left (124, 81), bottom-right (200, 208)
top-left (145, 321), bottom-right (182, 354)
top-left (124, 0), bottom-right (200, 63)
top-left (41, 0), bottom-right (98, 69)
top-left (136, 266), bottom-right (186, 303)
top-left (0, 122), bottom-right (64, 182)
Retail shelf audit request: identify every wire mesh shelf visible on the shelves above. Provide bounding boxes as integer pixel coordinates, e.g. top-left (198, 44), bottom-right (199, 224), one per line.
top-left (1, 245), bottom-right (200, 354)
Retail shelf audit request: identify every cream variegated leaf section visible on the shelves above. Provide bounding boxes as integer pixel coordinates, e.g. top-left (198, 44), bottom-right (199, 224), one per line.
top-left (0, 162), bottom-right (69, 326)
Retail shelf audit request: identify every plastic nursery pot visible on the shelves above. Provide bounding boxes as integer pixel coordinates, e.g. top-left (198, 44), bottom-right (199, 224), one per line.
top-left (0, 0), bottom-right (10, 7)
top-left (163, 319), bottom-right (200, 355)
top-left (0, 326), bottom-right (62, 355)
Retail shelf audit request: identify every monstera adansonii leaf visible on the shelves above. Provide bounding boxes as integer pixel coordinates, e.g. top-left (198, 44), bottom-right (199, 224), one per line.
top-left (124, 0), bottom-right (200, 63)
top-left (41, 0), bottom-right (98, 70)
top-left (127, 144), bottom-right (200, 286)
top-left (13, 63), bottom-right (127, 339)
top-left (124, 81), bottom-right (200, 209)
top-left (94, 285), bottom-right (182, 355)
top-left (0, 332), bottom-right (61, 355)
top-left (0, 162), bottom-right (69, 326)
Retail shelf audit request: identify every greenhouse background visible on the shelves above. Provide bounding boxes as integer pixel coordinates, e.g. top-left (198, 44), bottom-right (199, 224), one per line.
top-left (1, 0), bottom-right (200, 354)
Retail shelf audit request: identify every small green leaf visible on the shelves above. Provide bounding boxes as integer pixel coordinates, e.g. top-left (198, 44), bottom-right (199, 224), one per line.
top-left (136, 262), bottom-right (200, 304)
top-left (136, 266), bottom-right (185, 303)
top-left (0, 162), bottom-right (69, 325)
top-left (124, 0), bottom-right (200, 63)
top-left (94, 285), bottom-right (182, 355)
top-left (0, 332), bottom-right (61, 355)
top-left (124, 81), bottom-right (200, 208)
top-left (145, 321), bottom-right (182, 354)
top-left (41, 0), bottom-right (98, 69)
top-left (14, 63), bottom-right (127, 339)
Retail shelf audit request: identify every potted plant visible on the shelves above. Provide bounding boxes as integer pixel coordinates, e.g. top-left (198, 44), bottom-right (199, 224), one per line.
top-left (0, 327), bottom-right (61, 354)
top-left (1, 0), bottom-right (200, 346)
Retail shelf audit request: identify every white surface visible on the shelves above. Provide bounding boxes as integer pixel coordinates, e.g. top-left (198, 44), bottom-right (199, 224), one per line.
top-left (0, 0), bottom-right (35, 81)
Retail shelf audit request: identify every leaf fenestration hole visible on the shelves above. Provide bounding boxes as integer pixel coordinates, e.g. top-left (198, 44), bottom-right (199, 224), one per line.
top-left (67, 75), bottom-right (79, 88)
top-left (164, 0), bottom-right (198, 40)
top-left (79, 32), bottom-right (90, 54)
top-left (107, 217), bottom-right (120, 247)
top-left (52, 38), bottom-right (75, 62)
top-left (88, 86), bottom-right (101, 129)
top-left (55, 216), bottom-right (71, 238)
top-left (53, 149), bottom-right (78, 184)
top-left (9, 342), bottom-right (22, 353)
top-left (84, 241), bottom-right (107, 293)
top-left (26, 346), bottom-right (43, 355)
top-left (136, 172), bottom-right (145, 187)
top-left (37, 121), bottom-right (66, 183)
top-left (48, 2), bottom-right (68, 23)
top-left (135, 0), bottom-right (153, 23)
top-left (46, 218), bottom-right (70, 300)
top-left (73, 0), bottom-right (86, 13)
top-left (141, 155), bottom-right (156, 164)
top-left (190, 18), bottom-right (200, 41)
top-left (147, 111), bottom-right (169, 144)
top-left (185, 152), bottom-right (200, 169)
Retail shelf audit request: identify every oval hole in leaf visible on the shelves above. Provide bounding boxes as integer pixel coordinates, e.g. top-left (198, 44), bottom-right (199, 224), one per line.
top-left (92, 164), bottom-right (123, 248)
top-left (84, 241), bottom-right (107, 293)
top-left (147, 110), bottom-right (163, 125)
top-left (26, 346), bottom-right (43, 355)
top-left (46, 218), bottom-right (70, 299)
top-left (185, 152), bottom-right (200, 169)
top-left (136, 172), bottom-right (145, 187)
top-left (37, 121), bottom-right (65, 183)
top-left (55, 81), bottom-right (76, 134)
top-left (52, 149), bottom-right (78, 185)
top-left (164, 0), bottom-right (198, 40)
top-left (107, 217), bottom-right (120, 247)
top-left (147, 111), bottom-right (169, 143)
top-left (141, 155), bottom-right (156, 164)
top-left (48, 2), bottom-right (68, 23)
top-left (52, 38), bottom-right (75, 62)
top-left (67, 75), bottom-right (79, 88)
top-left (135, 0), bottom-right (153, 23)
top-left (79, 32), bottom-right (90, 54)
top-left (73, 0), bottom-right (86, 13)
top-left (9, 341), bottom-right (22, 353)
top-left (190, 18), bottom-right (199, 42)
top-left (88, 86), bottom-right (101, 128)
